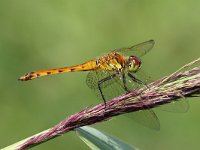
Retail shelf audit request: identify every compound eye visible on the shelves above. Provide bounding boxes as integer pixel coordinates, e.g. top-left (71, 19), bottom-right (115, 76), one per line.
top-left (128, 56), bottom-right (141, 72)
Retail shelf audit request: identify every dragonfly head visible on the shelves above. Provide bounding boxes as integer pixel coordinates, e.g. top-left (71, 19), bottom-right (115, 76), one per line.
top-left (127, 56), bottom-right (141, 72)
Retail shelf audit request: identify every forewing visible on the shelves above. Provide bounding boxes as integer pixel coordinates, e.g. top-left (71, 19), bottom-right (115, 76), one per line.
top-left (114, 40), bottom-right (155, 57)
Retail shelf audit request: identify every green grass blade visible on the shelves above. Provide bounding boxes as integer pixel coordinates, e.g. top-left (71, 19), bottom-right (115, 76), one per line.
top-left (76, 126), bottom-right (138, 150)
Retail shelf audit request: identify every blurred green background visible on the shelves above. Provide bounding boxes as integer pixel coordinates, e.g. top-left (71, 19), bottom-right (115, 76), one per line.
top-left (0, 0), bottom-right (200, 150)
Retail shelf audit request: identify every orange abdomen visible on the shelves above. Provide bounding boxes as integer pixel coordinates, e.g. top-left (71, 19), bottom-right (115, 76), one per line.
top-left (19, 60), bottom-right (97, 81)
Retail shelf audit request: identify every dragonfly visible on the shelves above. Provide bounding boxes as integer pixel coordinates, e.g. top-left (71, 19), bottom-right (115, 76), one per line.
top-left (19, 40), bottom-right (188, 130)
top-left (19, 40), bottom-right (154, 104)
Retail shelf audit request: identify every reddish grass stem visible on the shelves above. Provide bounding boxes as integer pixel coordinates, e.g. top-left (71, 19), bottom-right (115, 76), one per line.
top-left (3, 58), bottom-right (200, 150)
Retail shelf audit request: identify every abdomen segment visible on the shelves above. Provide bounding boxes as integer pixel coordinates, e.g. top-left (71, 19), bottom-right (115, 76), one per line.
top-left (19, 60), bottom-right (97, 81)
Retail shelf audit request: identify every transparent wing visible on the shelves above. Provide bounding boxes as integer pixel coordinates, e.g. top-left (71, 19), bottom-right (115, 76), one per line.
top-left (157, 58), bottom-right (200, 113)
top-left (125, 71), bottom-right (160, 130)
top-left (158, 97), bottom-right (189, 113)
top-left (126, 109), bottom-right (160, 130)
top-left (86, 70), bottom-right (126, 100)
top-left (86, 70), bottom-right (160, 130)
top-left (86, 69), bottom-right (153, 101)
top-left (114, 40), bottom-right (155, 57)
top-left (130, 69), bottom-right (153, 85)
top-left (132, 69), bottom-right (190, 113)
top-left (86, 70), bottom-right (114, 89)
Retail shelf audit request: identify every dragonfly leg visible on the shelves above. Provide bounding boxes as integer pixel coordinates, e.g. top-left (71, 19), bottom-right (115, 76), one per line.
top-left (127, 72), bottom-right (149, 89)
top-left (122, 73), bottom-right (129, 92)
top-left (98, 73), bottom-right (117, 108)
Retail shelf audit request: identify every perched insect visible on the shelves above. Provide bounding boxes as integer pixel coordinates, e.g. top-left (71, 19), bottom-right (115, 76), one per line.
top-left (19, 40), bottom-right (163, 129)
top-left (19, 40), bottom-right (154, 101)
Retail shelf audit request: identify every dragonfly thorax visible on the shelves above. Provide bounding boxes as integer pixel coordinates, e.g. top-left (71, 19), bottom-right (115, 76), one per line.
top-left (127, 56), bottom-right (141, 72)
